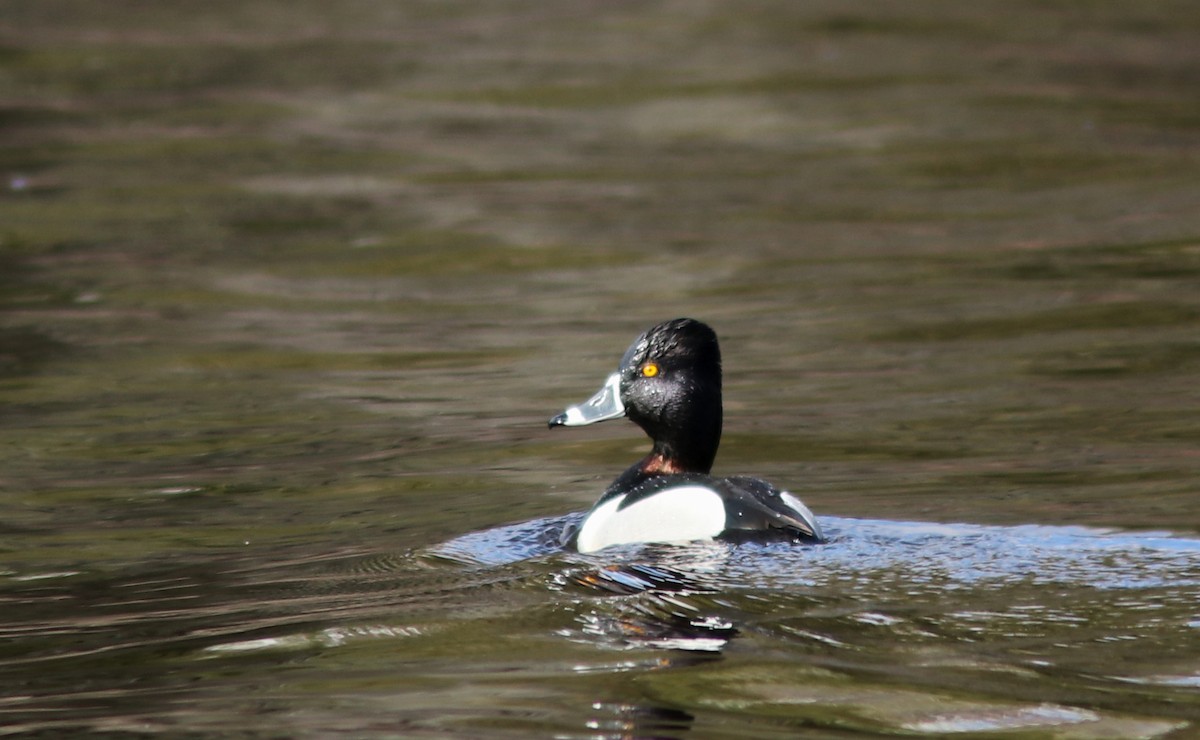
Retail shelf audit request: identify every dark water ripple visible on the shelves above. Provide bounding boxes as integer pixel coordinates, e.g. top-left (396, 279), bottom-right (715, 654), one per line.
top-left (422, 516), bottom-right (1200, 735)
top-left (2, 514), bottom-right (1198, 736)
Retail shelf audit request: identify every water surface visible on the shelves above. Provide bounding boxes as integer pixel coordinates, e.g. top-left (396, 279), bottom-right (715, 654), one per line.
top-left (2, 0), bottom-right (1200, 736)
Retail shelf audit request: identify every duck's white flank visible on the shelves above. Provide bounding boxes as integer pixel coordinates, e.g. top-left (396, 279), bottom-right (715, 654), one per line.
top-left (574, 484), bottom-right (726, 553)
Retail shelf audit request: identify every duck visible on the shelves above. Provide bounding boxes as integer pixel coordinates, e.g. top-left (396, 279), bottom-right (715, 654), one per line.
top-left (549, 318), bottom-right (824, 553)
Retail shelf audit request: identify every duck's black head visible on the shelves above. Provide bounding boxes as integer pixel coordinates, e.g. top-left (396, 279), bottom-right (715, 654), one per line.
top-left (549, 318), bottom-right (723, 476)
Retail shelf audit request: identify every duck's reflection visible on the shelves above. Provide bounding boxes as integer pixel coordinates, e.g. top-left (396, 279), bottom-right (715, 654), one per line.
top-left (561, 541), bottom-right (740, 654)
top-left (580, 701), bottom-right (695, 739)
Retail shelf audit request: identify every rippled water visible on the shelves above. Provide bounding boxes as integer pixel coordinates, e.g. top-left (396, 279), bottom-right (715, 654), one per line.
top-left (5, 518), bottom-right (1198, 736)
top-left (3, 0), bottom-right (1200, 736)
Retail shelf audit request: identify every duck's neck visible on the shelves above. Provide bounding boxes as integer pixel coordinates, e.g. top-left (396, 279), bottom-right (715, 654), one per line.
top-left (641, 435), bottom-right (717, 475)
top-left (610, 401), bottom-right (721, 491)
top-left (605, 442), bottom-right (716, 496)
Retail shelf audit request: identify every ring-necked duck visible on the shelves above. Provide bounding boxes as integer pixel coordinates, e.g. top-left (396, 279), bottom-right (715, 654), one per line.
top-left (549, 318), bottom-right (824, 553)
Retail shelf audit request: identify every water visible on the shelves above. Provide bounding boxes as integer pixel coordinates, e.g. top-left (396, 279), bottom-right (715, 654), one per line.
top-left (3, 0), bottom-right (1200, 736)
top-left (5, 519), bottom-right (1199, 736)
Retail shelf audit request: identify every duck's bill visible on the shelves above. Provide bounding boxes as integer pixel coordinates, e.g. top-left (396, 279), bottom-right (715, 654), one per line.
top-left (548, 372), bottom-right (625, 428)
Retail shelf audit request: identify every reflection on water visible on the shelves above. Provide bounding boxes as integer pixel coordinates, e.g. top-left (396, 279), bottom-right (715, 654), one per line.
top-left (436, 517), bottom-right (1200, 735)
top-left (3, 517), bottom-right (1198, 736)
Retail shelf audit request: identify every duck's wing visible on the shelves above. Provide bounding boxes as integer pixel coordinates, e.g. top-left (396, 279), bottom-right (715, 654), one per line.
top-left (720, 476), bottom-right (824, 543)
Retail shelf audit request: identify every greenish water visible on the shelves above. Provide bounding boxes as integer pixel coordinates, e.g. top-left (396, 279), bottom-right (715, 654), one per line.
top-left (2, 1), bottom-right (1200, 736)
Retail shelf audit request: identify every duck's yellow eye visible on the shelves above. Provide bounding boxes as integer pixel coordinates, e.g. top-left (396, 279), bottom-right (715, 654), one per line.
top-left (641, 362), bottom-right (659, 378)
